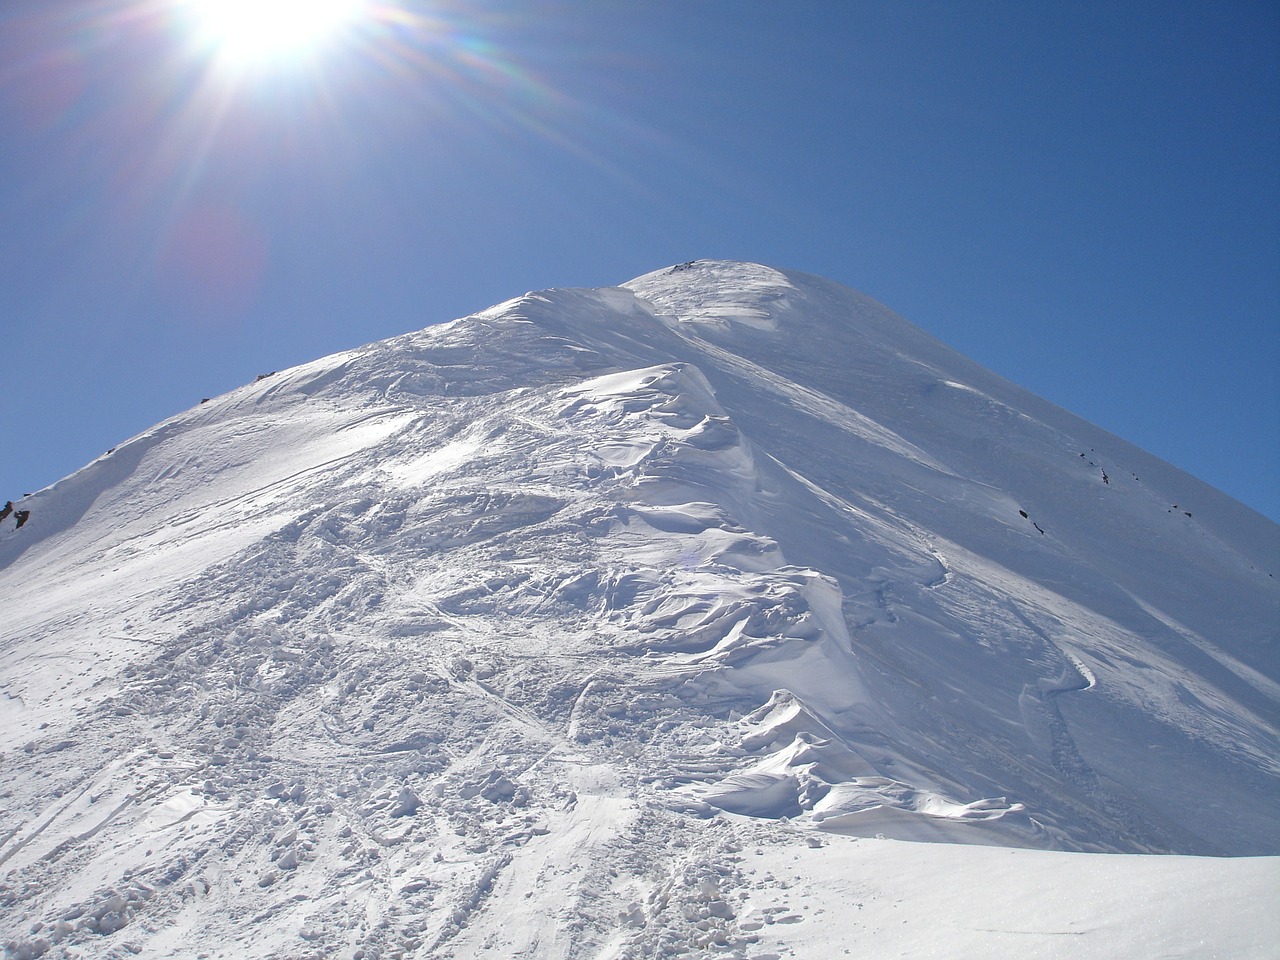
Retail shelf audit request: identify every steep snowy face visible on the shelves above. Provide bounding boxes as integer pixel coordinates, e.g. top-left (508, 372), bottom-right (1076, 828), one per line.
top-left (1, 261), bottom-right (1278, 959)
top-left (626, 262), bottom-right (1280, 853)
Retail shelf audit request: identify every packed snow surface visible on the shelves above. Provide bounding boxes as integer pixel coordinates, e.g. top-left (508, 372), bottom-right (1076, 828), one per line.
top-left (2, 260), bottom-right (1277, 958)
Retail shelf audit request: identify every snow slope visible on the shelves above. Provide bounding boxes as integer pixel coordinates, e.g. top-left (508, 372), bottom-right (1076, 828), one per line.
top-left (1, 260), bottom-right (1277, 959)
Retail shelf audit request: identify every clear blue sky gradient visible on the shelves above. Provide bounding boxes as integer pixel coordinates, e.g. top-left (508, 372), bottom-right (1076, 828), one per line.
top-left (1, 1), bottom-right (1277, 520)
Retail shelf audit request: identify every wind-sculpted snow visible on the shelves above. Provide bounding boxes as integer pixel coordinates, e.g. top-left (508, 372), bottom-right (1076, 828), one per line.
top-left (1, 261), bottom-right (1278, 959)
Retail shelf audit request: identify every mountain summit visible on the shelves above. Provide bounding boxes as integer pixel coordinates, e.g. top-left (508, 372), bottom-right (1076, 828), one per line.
top-left (2, 261), bottom-right (1277, 958)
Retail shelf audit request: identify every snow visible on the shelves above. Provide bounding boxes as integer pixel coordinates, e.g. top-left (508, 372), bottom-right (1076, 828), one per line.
top-left (1, 260), bottom-right (1277, 958)
top-left (737, 835), bottom-right (1280, 960)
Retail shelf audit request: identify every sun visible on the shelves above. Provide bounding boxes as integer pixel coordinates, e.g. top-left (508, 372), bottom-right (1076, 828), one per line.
top-left (181, 0), bottom-right (365, 69)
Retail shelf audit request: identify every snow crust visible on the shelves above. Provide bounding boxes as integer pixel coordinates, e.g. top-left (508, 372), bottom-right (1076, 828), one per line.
top-left (1, 260), bottom-right (1277, 958)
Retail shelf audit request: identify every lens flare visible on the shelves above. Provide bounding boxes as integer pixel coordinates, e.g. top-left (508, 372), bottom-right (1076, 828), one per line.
top-left (0, 0), bottom-right (662, 328)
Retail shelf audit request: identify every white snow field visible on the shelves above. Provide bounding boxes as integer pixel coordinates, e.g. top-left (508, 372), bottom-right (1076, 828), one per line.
top-left (1, 260), bottom-right (1277, 959)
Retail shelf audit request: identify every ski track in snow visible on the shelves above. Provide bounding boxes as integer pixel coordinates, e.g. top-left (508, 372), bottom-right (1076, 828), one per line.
top-left (2, 260), bottom-right (1278, 959)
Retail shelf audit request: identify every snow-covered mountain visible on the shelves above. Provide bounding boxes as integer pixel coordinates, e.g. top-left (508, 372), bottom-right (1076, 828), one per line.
top-left (2, 260), bottom-right (1277, 959)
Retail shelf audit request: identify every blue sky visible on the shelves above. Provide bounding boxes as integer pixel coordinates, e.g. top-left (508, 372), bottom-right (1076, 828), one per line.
top-left (1, 1), bottom-right (1277, 521)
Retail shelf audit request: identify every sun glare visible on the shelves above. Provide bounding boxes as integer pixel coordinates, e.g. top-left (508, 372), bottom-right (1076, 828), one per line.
top-left (183, 0), bottom-right (363, 68)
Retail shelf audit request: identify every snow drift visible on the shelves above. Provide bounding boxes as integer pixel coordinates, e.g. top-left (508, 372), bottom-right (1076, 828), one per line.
top-left (1, 260), bottom-right (1276, 959)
